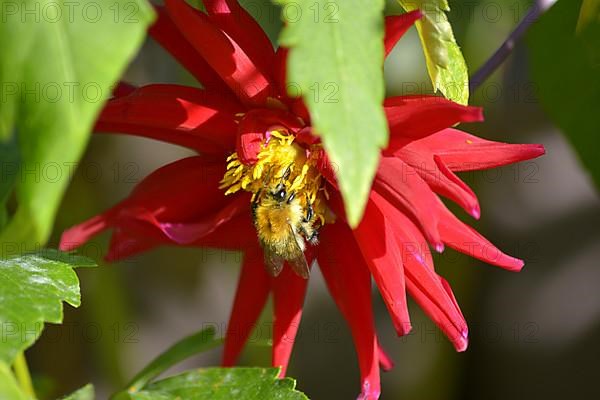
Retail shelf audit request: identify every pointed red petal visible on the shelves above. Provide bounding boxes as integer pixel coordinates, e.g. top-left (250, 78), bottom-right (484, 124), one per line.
top-left (384, 11), bottom-right (423, 56)
top-left (223, 247), bottom-right (271, 366)
top-left (377, 342), bottom-right (394, 372)
top-left (373, 194), bottom-right (468, 350)
top-left (374, 157), bottom-right (443, 250)
top-left (164, 0), bottom-right (274, 106)
top-left (353, 193), bottom-right (412, 336)
top-left (388, 148), bottom-right (480, 218)
top-left (102, 207), bottom-right (256, 261)
top-left (271, 266), bottom-right (310, 376)
top-left (60, 214), bottom-right (112, 252)
top-left (384, 96), bottom-right (483, 143)
top-left (436, 198), bottom-right (524, 271)
top-left (203, 0), bottom-right (275, 77)
top-left (434, 155), bottom-right (480, 218)
top-left (406, 275), bottom-right (469, 351)
top-left (95, 84), bottom-right (241, 153)
top-left (410, 128), bottom-right (546, 171)
top-left (319, 223), bottom-right (381, 399)
top-left (60, 157), bottom-right (225, 251)
top-left (149, 5), bottom-right (233, 95)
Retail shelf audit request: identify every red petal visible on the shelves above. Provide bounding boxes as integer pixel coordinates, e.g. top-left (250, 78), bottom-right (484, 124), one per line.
top-left (273, 47), bottom-right (288, 99)
top-left (105, 228), bottom-right (159, 261)
top-left (319, 223), bottom-right (381, 399)
top-left (60, 157), bottom-right (226, 251)
top-left (353, 193), bottom-right (412, 336)
top-left (374, 195), bottom-right (468, 350)
top-left (271, 265), bottom-right (310, 376)
top-left (60, 214), bottom-right (112, 252)
top-left (149, 5), bottom-right (233, 95)
top-left (223, 247), bottom-right (271, 366)
top-left (164, 0), bottom-right (274, 106)
top-left (434, 155), bottom-right (480, 218)
top-left (406, 276), bottom-right (468, 351)
top-left (374, 157), bottom-right (443, 250)
top-left (190, 213), bottom-right (257, 250)
top-left (388, 148), bottom-right (480, 218)
top-left (436, 198), bottom-right (524, 271)
top-left (112, 81), bottom-right (136, 97)
top-left (237, 109), bottom-right (304, 164)
top-left (377, 342), bottom-right (394, 372)
top-left (140, 194), bottom-right (250, 244)
top-left (384, 11), bottom-right (423, 56)
top-left (203, 0), bottom-right (275, 77)
top-left (95, 84), bottom-right (241, 154)
top-left (384, 96), bottom-right (483, 144)
top-left (101, 206), bottom-right (256, 261)
top-left (409, 128), bottom-right (546, 171)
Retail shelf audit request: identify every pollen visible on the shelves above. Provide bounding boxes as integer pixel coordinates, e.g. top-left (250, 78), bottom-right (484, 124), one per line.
top-left (220, 130), bottom-right (330, 225)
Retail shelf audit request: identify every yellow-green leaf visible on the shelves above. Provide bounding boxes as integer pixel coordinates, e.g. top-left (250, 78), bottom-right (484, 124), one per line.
top-left (397, 0), bottom-right (469, 104)
top-left (577, 0), bottom-right (600, 33)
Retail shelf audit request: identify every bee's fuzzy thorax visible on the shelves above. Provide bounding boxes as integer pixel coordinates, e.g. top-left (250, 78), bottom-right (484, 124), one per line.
top-left (254, 196), bottom-right (306, 251)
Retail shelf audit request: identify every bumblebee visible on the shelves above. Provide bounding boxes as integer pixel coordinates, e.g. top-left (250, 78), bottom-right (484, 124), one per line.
top-left (252, 182), bottom-right (319, 279)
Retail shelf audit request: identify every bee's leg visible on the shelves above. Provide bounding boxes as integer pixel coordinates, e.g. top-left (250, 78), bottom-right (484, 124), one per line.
top-left (303, 203), bottom-right (314, 223)
top-left (282, 165), bottom-right (292, 180)
top-left (252, 189), bottom-right (261, 220)
top-left (307, 229), bottom-right (319, 245)
top-left (287, 191), bottom-right (296, 203)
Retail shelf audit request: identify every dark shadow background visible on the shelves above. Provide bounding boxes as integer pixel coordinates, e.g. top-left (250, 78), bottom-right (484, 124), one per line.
top-left (25, 0), bottom-right (600, 399)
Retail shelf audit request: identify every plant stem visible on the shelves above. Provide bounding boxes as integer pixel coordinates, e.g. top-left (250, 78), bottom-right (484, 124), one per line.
top-left (469, 0), bottom-right (556, 93)
top-left (13, 352), bottom-right (36, 399)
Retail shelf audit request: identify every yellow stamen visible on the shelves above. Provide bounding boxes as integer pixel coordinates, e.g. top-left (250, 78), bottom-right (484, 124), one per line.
top-left (220, 130), bottom-right (331, 225)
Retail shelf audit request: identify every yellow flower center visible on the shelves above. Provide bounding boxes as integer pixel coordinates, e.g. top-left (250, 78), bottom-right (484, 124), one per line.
top-left (220, 130), bottom-right (330, 226)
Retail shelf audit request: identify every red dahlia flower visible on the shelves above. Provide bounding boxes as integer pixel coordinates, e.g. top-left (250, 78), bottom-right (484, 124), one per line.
top-left (60, 1), bottom-right (545, 398)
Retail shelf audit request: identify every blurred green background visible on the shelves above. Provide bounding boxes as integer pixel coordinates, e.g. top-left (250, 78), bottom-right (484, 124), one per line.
top-left (25, 0), bottom-right (600, 398)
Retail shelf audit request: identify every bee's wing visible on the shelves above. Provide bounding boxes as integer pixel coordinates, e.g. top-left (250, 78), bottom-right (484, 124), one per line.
top-left (287, 224), bottom-right (310, 279)
top-left (263, 246), bottom-right (285, 277)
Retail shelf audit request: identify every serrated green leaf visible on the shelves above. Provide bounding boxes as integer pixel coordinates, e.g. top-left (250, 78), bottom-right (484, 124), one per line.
top-left (0, 363), bottom-right (27, 400)
top-left (126, 368), bottom-right (308, 400)
top-left (60, 384), bottom-right (94, 400)
top-left (0, 251), bottom-right (96, 364)
top-left (277, 0), bottom-right (388, 227)
top-left (0, 0), bottom-right (154, 247)
top-left (528, 0), bottom-right (600, 187)
top-left (398, 0), bottom-right (469, 104)
top-left (127, 327), bottom-right (222, 392)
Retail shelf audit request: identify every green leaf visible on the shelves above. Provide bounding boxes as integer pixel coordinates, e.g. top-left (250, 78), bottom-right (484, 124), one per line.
top-left (127, 327), bottom-right (222, 392)
top-left (0, 0), bottom-right (154, 247)
top-left (0, 135), bottom-right (19, 230)
top-left (528, 0), bottom-right (600, 186)
top-left (125, 368), bottom-right (308, 400)
top-left (0, 363), bottom-right (27, 400)
top-left (60, 384), bottom-right (94, 400)
top-left (0, 251), bottom-right (96, 364)
top-left (577, 0), bottom-right (600, 32)
top-left (397, 0), bottom-right (469, 104)
top-left (276, 0), bottom-right (388, 227)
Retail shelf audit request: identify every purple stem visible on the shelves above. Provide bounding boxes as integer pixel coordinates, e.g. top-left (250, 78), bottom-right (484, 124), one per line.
top-left (469, 0), bottom-right (555, 93)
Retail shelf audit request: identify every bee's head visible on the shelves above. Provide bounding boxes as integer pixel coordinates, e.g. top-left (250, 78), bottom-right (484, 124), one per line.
top-left (270, 184), bottom-right (287, 202)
